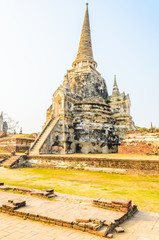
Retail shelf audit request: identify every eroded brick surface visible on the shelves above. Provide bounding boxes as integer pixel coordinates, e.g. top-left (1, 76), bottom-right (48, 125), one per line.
top-left (119, 131), bottom-right (159, 155)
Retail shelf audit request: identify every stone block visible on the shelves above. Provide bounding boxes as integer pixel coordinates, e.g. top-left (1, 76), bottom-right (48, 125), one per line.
top-left (120, 207), bottom-right (128, 212)
top-left (73, 224), bottom-right (85, 231)
top-left (8, 199), bottom-right (26, 208)
top-left (0, 186), bottom-right (11, 190)
top-left (86, 229), bottom-right (96, 234)
top-left (107, 233), bottom-right (113, 238)
top-left (104, 221), bottom-right (113, 227)
top-left (76, 218), bottom-right (90, 223)
top-left (112, 199), bottom-right (131, 207)
top-left (115, 227), bottom-right (125, 233)
top-left (63, 222), bottom-right (73, 228)
top-left (93, 219), bottom-right (103, 225)
top-left (28, 214), bottom-right (35, 220)
top-left (96, 226), bottom-right (109, 237)
top-left (45, 188), bottom-right (54, 193)
top-left (55, 220), bottom-right (63, 226)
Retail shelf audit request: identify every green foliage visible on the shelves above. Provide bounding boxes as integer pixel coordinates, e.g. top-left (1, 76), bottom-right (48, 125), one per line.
top-left (94, 113), bottom-right (99, 117)
top-left (117, 98), bottom-right (121, 101)
top-left (105, 99), bottom-right (111, 104)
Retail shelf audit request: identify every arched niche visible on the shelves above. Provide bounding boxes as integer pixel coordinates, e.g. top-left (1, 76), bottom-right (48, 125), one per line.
top-left (54, 93), bottom-right (63, 117)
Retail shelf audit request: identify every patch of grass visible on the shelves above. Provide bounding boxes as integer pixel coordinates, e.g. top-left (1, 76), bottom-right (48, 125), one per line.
top-left (0, 168), bottom-right (159, 212)
top-left (105, 99), bottom-right (111, 104)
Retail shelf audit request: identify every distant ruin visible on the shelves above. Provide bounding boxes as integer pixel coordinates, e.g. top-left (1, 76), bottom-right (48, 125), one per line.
top-left (0, 112), bottom-right (8, 135)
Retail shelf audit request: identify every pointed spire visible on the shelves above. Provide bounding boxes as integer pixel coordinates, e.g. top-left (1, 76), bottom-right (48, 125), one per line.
top-left (113, 75), bottom-right (119, 91)
top-left (0, 112), bottom-right (3, 119)
top-left (112, 75), bottom-right (120, 96)
top-left (72, 3), bottom-right (97, 68)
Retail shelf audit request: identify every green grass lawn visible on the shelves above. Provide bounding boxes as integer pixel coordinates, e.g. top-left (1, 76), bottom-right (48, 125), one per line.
top-left (0, 167), bottom-right (159, 212)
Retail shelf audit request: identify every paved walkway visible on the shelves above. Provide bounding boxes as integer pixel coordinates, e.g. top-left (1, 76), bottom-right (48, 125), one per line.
top-left (113, 211), bottom-right (159, 240)
top-left (0, 211), bottom-right (159, 240)
top-left (0, 213), bottom-right (102, 240)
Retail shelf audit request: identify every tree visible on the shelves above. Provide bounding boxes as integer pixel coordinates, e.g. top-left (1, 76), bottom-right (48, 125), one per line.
top-left (3, 113), bottom-right (19, 134)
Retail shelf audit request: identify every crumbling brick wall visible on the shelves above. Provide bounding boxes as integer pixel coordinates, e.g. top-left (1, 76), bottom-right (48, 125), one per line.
top-left (118, 131), bottom-right (159, 155)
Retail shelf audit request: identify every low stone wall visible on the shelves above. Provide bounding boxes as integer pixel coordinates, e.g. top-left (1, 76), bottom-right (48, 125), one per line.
top-left (0, 184), bottom-right (55, 199)
top-left (118, 141), bottom-right (159, 155)
top-left (0, 153), bottom-right (10, 159)
top-left (26, 155), bottom-right (159, 171)
top-left (93, 198), bottom-right (133, 213)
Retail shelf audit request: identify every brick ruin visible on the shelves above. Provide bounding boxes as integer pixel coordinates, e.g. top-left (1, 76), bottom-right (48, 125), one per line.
top-left (118, 130), bottom-right (159, 155)
top-left (0, 183), bottom-right (138, 238)
top-left (0, 134), bottom-right (35, 153)
top-left (30, 3), bottom-right (135, 155)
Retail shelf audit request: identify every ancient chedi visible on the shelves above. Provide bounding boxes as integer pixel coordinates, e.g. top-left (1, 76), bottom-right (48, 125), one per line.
top-left (30, 4), bottom-right (135, 155)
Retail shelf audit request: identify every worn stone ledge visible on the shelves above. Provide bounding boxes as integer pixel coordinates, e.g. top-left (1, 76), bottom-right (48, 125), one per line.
top-left (0, 184), bottom-right (55, 199)
top-left (26, 155), bottom-right (159, 171)
top-left (93, 198), bottom-right (133, 213)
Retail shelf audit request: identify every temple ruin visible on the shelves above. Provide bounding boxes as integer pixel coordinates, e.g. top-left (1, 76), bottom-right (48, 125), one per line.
top-left (30, 3), bottom-right (135, 155)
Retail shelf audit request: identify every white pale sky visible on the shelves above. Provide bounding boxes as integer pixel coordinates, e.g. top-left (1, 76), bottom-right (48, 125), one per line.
top-left (0, 0), bottom-right (159, 133)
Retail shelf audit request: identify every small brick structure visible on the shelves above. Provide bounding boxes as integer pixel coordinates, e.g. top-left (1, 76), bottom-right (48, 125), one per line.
top-left (0, 134), bottom-right (35, 153)
top-left (2, 199), bottom-right (26, 210)
top-left (0, 184), bottom-right (55, 199)
top-left (93, 198), bottom-right (133, 213)
top-left (92, 198), bottom-right (138, 233)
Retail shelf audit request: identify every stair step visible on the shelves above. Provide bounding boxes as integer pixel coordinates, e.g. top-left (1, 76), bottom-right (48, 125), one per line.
top-left (30, 117), bottom-right (59, 155)
top-left (2, 156), bottom-right (21, 168)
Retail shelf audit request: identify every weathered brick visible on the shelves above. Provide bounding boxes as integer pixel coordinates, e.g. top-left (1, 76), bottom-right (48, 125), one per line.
top-left (115, 227), bottom-right (125, 233)
top-left (107, 233), bottom-right (113, 238)
top-left (76, 219), bottom-right (89, 223)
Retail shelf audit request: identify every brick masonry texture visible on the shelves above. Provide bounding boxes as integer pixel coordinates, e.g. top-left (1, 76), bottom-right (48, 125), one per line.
top-left (118, 130), bottom-right (159, 155)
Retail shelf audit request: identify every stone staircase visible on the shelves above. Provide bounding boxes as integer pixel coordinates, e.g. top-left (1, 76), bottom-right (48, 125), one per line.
top-left (1, 156), bottom-right (22, 168)
top-left (30, 117), bottom-right (59, 155)
top-left (0, 157), bottom-right (7, 164)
